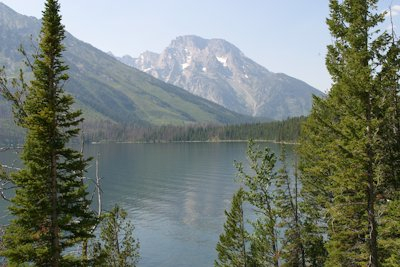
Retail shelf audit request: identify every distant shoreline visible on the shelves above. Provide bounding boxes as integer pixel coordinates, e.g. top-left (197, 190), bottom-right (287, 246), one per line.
top-left (90, 139), bottom-right (299, 145)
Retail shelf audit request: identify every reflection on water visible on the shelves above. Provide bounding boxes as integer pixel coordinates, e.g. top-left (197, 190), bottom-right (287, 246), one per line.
top-left (0, 142), bottom-right (292, 266)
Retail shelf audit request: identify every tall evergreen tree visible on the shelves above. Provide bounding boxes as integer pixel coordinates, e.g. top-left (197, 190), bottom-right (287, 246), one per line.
top-left (235, 141), bottom-right (279, 267)
top-left (275, 148), bottom-right (306, 267)
top-left (0, 0), bottom-right (97, 265)
top-left (215, 187), bottom-right (249, 267)
top-left (299, 0), bottom-right (400, 266)
top-left (217, 141), bottom-right (329, 266)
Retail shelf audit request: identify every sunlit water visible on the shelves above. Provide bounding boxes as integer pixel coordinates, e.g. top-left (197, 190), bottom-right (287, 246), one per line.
top-left (0, 142), bottom-right (292, 266)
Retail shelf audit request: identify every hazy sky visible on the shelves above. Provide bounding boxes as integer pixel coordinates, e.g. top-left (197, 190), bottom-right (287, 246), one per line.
top-left (1, 0), bottom-right (400, 93)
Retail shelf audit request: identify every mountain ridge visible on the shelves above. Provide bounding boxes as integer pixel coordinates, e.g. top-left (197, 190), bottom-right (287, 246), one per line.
top-left (0, 4), bottom-right (252, 133)
top-left (118, 35), bottom-right (324, 120)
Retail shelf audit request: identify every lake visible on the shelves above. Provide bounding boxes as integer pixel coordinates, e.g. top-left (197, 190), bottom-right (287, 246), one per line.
top-left (0, 142), bottom-right (292, 266)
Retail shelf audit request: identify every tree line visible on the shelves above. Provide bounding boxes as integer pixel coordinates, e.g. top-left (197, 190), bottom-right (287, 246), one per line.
top-left (215, 0), bottom-right (400, 266)
top-left (81, 116), bottom-right (304, 144)
top-left (0, 106), bottom-right (304, 145)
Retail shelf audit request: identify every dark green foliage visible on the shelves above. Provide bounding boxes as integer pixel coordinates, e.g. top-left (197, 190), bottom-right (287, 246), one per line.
top-left (92, 205), bottom-right (140, 267)
top-left (0, 0), bottom-right (97, 265)
top-left (81, 117), bottom-right (304, 143)
top-left (275, 149), bottom-right (306, 267)
top-left (379, 198), bottom-right (400, 266)
top-left (235, 141), bottom-right (279, 266)
top-left (299, 0), bottom-right (400, 266)
top-left (215, 188), bottom-right (249, 267)
top-left (217, 142), bottom-right (307, 266)
top-left (217, 141), bottom-right (332, 266)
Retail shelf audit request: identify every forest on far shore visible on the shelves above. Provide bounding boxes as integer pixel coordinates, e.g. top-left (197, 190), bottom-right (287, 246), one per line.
top-left (81, 116), bottom-right (305, 144)
top-left (0, 116), bottom-right (304, 145)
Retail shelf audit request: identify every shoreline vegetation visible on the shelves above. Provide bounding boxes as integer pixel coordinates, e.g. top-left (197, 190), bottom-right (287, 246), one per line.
top-left (84, 116), bottom-right (305, 144)
top-left (1, 116), bottom-right (305, 146)
top-left (92, 139), bottom-right (299, 145)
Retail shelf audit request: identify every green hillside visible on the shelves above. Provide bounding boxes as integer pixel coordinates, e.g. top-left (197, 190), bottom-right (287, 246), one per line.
top-left (0, 2), bottom-right (251, 136)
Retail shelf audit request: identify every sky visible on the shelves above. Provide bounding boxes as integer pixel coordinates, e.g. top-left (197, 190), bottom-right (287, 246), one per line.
top-left (1, 0), bottom-right (400, 93)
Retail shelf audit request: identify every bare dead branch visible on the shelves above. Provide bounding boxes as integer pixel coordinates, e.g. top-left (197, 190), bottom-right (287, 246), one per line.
top-left (18, 45), bottom-right (34, 71)
top-left (0, 179), bottom-right (15, 202)
top-left (95, 154), bottom-right (102, 217)
top-left (389, 2), bottom-right (397, 42)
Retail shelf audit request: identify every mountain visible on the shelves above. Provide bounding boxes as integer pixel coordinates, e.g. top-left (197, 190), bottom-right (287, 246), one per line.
top-left (121, 35), bottom-right (323, 120)
top-left (0, 3), bottom-right (250, 133)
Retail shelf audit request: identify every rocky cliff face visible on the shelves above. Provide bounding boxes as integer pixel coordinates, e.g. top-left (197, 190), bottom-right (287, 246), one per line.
top-left (122, 35), bottom-right (323, 120)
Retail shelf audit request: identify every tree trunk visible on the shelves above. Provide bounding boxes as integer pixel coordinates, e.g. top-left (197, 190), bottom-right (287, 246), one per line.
top-left (366, 95), bottom-right (378, 267)
top-left (295, 166), bottom-right (306, 267)
top-left (240, 203), bottom-right (247, 267)
top-left (366, 153), bottom-right (378, 267)
top-left (268, 204), bottom-right (279, 267)
top-left (50, 151), bottom-right (60, 267)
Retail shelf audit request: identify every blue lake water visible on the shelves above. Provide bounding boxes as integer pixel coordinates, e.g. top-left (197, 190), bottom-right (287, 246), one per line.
top-left (0, 142), bottom-right (292, 266)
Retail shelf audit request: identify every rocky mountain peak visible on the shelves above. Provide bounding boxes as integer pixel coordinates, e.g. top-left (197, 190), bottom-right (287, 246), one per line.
top-left (118, 35), bottom-right (324, 119)
top-left (166, 35), bottom-right (244, 68)
top-left (170, 35), bottom-right (209, 50)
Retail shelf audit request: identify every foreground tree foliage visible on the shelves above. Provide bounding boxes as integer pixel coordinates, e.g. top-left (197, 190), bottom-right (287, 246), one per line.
top-left (299, 0), bottom-right (400, 266)
top-left (215, 188), bottom-right (248, 267)
top-left (91, 205), bottom-right (140, 267)
top-left (0, 0), bottom-right (98, 265)
top-left (275, 150), bottom-right (307, 267)
top-left (236, 142), bottom-right (280, 267)
top-left (216, 141), bottom-right (318, 266)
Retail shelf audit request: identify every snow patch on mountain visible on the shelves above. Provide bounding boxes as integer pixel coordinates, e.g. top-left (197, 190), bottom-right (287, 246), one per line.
top-left (123, 35), bottom-right (324, 119)
top-left (216, 56), bottom-right (228, 67)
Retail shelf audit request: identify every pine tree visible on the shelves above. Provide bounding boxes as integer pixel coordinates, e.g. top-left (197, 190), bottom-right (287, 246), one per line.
top-left (275, 147), bottom-right (306, 267)
top-left (215, 187), bottom-right (249, 267)
top-left (299, 0), bottom-right (400, 266)
top-left (94, 205), bottom-right (140, 267)
top-left (0, 0), bottom-right (97, 265)
top-left (235, 141), bottom-right (279, 267)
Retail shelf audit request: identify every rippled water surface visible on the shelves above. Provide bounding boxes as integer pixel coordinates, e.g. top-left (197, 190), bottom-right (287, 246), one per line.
top-left (0, 142), bottom-right (290, 266)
